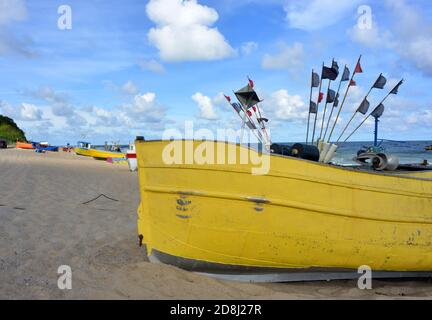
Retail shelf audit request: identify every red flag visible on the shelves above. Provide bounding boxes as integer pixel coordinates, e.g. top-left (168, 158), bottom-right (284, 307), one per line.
top-left (224, 95), bottom-right (231, 102)
top-left (252, 106), bottom-right (257, 112)
top-left (349, 80), bottom-right (357, 87)
top-left (318, 92), bottom-right (324, 103)
top-left (247, 110), bottom-right (252, 117)
top-left (248, 77), bottom-right (254, 88)
top-left (354, 61), bottom-right (363, 73)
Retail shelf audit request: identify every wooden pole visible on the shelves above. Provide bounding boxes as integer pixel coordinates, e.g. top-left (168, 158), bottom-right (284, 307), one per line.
top-left (306, 69), bottom-right (314, 144)
top-left (311, 63), bottom-right (324, 144)
top-left (327, 55), bottom-right (362, 143)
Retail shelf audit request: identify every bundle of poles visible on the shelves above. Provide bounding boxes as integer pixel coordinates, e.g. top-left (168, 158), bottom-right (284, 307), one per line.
top-left (306, 55), bottom-right (404, 163)
top-left (224, 78), bottom-right (272, 150)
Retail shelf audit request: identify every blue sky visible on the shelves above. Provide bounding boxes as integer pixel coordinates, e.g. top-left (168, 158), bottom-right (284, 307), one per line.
top-left (0, 0), bottom-right (431, 145)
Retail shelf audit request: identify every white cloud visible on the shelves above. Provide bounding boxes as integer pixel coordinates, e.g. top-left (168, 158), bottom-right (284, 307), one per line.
top-left (241, 41), bottom-right (258, 55)
top-left (139, 59), bottom-right (165, 73)
top-left (1, 101), bottom-right (42, 121)
top-left (146, 0), bottom-right (235, 62)
top-left (267, 89), bottom-right (307, 122)
top-left (0, 0), bottom-right (27, 25)
top-left (121, 80), bottom-right (139, 95)
top-left (192, 92), bottom-right (218, 120)
top-left (349, 0), bottom-right (432, 76)
top-left (285, 0), bottom-right (362, 31)
top-left (262, 42), bottom-right (304, 73)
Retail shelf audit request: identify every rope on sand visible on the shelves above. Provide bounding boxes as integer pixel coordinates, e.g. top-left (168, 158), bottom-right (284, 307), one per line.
top-left (82, 194), bottom-right (119, 205)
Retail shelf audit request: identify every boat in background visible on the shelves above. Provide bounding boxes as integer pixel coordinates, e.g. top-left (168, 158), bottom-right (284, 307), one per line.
top-left (126, 143), bottom-right (137, 171)
top-left (426, 145), bottom-right (432, 151)
top-left (16, 141), bottom-right (34, 150)
top-left (74, 141), bottom-right (126, 160)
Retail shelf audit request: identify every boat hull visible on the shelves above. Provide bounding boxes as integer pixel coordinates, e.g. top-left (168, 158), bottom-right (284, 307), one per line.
top-left (135, 140), bottom-right (432, 281)
top-left (75, 147), bottom-right (125, 160)
top-left (16, 142), bottom-right (34, 150)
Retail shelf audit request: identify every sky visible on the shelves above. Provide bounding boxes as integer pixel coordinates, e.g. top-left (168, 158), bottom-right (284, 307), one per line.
top-left (0, 0), bottom-right (431, 145)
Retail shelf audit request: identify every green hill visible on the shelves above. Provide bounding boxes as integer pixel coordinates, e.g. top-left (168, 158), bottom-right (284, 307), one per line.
top-left (0, 115), bottom-right (27, 143)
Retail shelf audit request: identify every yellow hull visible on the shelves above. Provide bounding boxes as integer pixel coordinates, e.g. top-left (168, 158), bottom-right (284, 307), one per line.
top-left (136, 140), bottom-right (432, 279)
top-left (74, 147), bottom-right (125, 160)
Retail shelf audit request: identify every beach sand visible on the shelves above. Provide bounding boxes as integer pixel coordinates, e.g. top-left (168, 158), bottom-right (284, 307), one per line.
top-left (1, 148), bottom-right (432, 299)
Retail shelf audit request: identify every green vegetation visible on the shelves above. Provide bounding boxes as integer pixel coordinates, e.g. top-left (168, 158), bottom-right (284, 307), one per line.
top-left (0, 115), bottom-right (27, 144)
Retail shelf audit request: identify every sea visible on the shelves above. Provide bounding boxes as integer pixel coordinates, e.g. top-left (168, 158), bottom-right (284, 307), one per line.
top-left (94, 141), bottom-right (432, 165)
top-left (292, 140), bottom-right (432, 165)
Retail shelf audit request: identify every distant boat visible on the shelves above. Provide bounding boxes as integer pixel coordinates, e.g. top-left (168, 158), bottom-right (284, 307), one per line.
top-left (426, 145), bottom-right (432, 151)
top-left (74, 141), bottom-right (126, 160)
top-left (36, 146), bottom-right (59, 152)
top-left (16, 141), bottom-right (34, 150)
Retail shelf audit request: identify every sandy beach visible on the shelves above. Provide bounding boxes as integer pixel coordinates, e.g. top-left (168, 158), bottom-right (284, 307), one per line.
top-left (1, 148), bottom-right (432, 299)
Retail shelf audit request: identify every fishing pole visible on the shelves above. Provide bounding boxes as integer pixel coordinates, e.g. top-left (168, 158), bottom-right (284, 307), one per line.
top-left (327, 55), bottom-right (362, 143)
top-left (343, 81), bottom-right (401, 142)
top-left (306, 69), bottom-right (315, 144)
top-left (323, 65), bottom-right (346, 141)
top-left (311, 62), bottom-right (324, 144)
top-left (336, 75), bottom-right (379, 143)
top-left (319, 79), bottom-right (332, 141)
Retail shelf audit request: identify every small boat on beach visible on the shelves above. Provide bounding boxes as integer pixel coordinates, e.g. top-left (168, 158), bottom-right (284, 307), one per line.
top-left (74, 141), bottom-right (126, 160)
top-left (16, 141), bottom-right (34, 150)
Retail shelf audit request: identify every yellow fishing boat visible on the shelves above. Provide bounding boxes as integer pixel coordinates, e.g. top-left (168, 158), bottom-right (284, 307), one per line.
top-left (135, 139), bottom-right (432, 282)
top-left (74, 141), bottom-right (125, 160)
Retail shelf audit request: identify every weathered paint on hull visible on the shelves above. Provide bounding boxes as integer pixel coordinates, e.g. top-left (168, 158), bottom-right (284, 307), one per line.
top-left (135, 140), bottom-right (432, 279)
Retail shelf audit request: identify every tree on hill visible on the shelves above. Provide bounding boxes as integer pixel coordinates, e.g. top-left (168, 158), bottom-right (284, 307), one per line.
top-left (0, 115), bottom-right (27, 143)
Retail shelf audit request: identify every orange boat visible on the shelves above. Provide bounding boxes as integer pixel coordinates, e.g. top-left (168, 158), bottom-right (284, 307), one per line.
top-left (16, 141), bottom-right (34, 150)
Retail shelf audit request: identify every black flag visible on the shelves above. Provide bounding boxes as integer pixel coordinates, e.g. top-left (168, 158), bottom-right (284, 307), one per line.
top-left (334, 93), bottom-right (340, 107)
top-left (341, 66), bottom-right (350, 81)
top-left (390, 79), bottom-right (404, 94)
top-left (357, 98), bottom-right (370, 115)
top-left (371, 104), bottom-right (385, 118)
top-left (309, 101), bottom-right (318, 114)
top-left (326, 89), bottom-right (336, 103)
top-left (311, 71), bottom-right (320, 88)
top-left (373, 74), bottom-right (387, 89)
top-left (322, 60), bottom-right (339, 81)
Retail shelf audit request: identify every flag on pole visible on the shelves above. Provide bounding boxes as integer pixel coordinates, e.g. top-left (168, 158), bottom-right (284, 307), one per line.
top-left (235, 84), bottom-right (262, 108)
top-left (246, 120), bottom-right (256, 130)
top-left (371, 104), bottom-right (385, 118)
top-left (354, 60), bottom-right (363, 73)
top-left (357, 98), bottom-right (370, 115)
top-left (248, 77), bottom-right (254, 88)
top-left (326, 89), bottom-right (336, 103)
top-left (311, 71), bottom-right (320, 88)
top-left (322, 66), bottom-right (339, 80)
top-left (373, 74), bottom-right (387, 89)
top-left (318, 92), bottom-right (324, 103)
top-left (334, 93), bottom-right (340, 107)
top-left (341, 66), bottom-right (350, 81)
top-left (349, 80), bottom-right (357, 87)
top-left (231, 102), bottom-right (243, 114)
top-left (310, 101), bottom-right (318, 114)
top-left (332, 60), bottom-right (340, 74)
top-left (390, 79), bottom-right (404, 94)
top-left (224, 95), bottom-right (231, 102)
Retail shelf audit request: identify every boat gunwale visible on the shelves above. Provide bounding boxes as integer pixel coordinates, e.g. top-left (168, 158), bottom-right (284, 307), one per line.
top-left (135, 139), bottom-right (432, 182)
